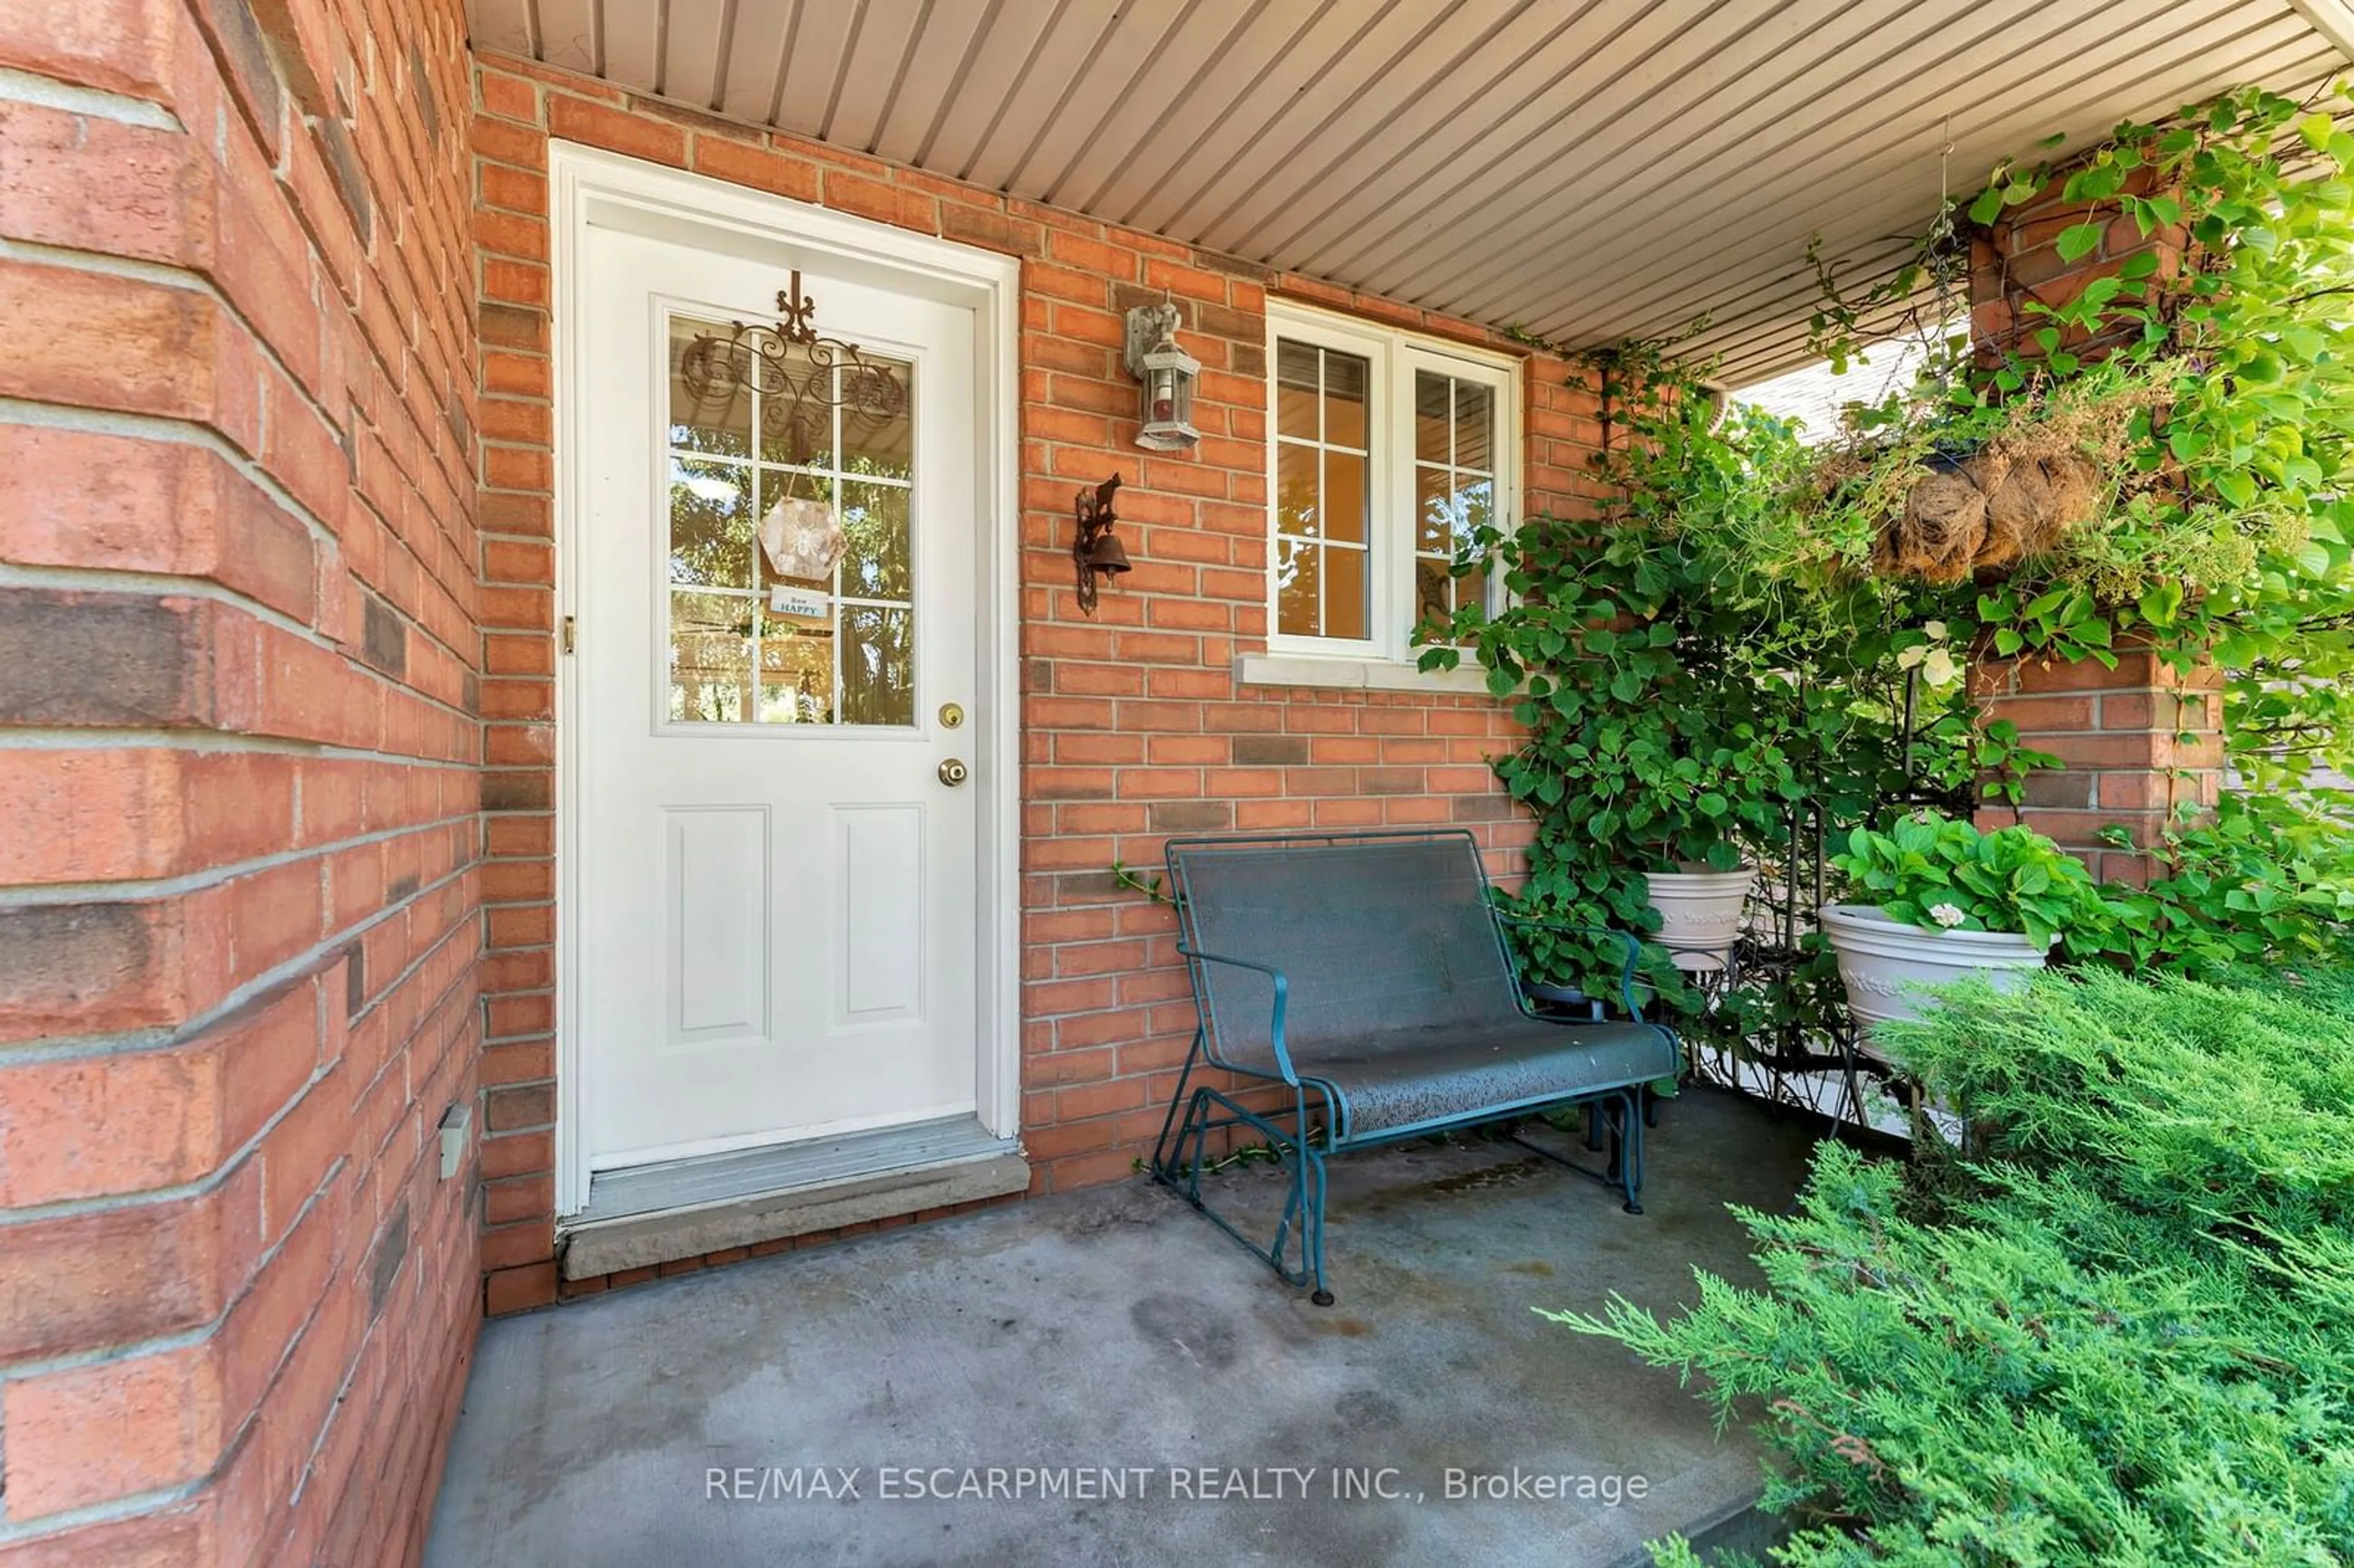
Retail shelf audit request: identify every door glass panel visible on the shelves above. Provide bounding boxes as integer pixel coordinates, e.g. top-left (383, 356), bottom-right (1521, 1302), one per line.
top-left (668, 457), bottom-right (755, 588)
top-left (662, 310), bottom-right (918, 727)
top-left (669, 590), bottom-right (755, 723)
top-left (758, 629), bottom-right (833, 724)
top-left (668, 318), bottom-right (752, 458)
top-left (840, 606), bottom-right (913, 726)
top-left (839, 482), bottom-right (911, 601)
top-left (843, 396), bottom-right (913, 481)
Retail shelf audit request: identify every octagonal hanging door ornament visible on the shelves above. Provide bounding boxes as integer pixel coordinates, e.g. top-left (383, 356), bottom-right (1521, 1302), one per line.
top-left (759, 491), bottom-right (846, 582)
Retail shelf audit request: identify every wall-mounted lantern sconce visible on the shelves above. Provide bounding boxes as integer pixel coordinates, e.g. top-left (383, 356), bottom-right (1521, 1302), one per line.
top-left (1073, 473), bottom-right (1130, 616)
top-left (1122, 297), bottom-right (1200, 452)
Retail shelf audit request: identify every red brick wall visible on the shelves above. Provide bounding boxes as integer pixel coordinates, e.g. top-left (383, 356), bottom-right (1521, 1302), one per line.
top-left (1968, 164), bottom-right (2186, 367)
top-left (1971, 652), bottom-right (2223, 881)
top-left (0, 0), bottom-right (481, 1562)
top-left (467, 53), bottom-right (1601, 1309)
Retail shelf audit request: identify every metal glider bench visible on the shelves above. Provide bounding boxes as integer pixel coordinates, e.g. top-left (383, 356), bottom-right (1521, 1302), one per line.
top-left (1148, 829), bottom-right (1680, 1306)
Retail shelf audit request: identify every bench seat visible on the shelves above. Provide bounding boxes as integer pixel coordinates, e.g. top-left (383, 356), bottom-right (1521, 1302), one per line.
top-left (1300, 1017), bottom-right (1676, 1138)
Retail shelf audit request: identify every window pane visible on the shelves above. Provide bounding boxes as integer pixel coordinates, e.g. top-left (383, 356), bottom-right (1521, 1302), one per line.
top-left (1416, 469), bottom-right (1495, 557)
top-left (1415, 557), bottom-right (1489, 637)
top-left (841, 359), bottom-right (914, 481)
top-left (840, 606), bottom-right (913, 725)
top-left (757, 628), bottom-right (832, 724)
top-left (1415, 558), bottom-right (1454, 626)
top-left (1275, 340), bottom-right (1320, 440)
top-left (669, 458), bottom-right (755, 588)
top-left (1324, 546), bottom-right (1368, 641)
top-left (1455, 476), bottom-right (1494, 546)
top-left (1415, 371), bottom-right (1451, 463)
top-left (1458, 561), bottom-right (1489, 614)
top-left (839, 481), bottom-right (911, 601)
top-left (669, 590), bottom-right (754, 723)
top-left (1453, 382), bottom-right (1494, 471)
top-left (1322, 451), bottom-right (1367, 544)
top-left (1409, 362), bottom-right (1501, 646)
top-left (1276, 443), bottom-right (1320, 539)
top-left (1415, 465), bottom-right (1453, 554)
top-left (1322, 351), bottom-right (1369, 448)
top-left (669, 316), bottom-right (752, 457)
top-left (1276, 536), bottom-right (1320, 637)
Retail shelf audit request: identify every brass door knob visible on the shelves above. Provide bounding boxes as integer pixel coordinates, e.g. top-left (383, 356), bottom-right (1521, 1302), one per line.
top-left (938, 758), bottom-right (970, 786)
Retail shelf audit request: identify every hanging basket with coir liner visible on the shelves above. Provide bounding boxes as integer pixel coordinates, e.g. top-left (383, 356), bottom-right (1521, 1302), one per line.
top-left (1874, 438), bottom-right (2108, 584)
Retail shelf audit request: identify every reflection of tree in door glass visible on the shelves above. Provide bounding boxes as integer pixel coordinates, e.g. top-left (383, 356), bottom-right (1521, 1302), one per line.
top-left (668, 591), bottom-right (755, 723)
top-left (666, 458), bottom-right (753, 588)
top-left (839, 484), bottom-right (910, 600)
top-left (840, 607), bottom-right (912, 726)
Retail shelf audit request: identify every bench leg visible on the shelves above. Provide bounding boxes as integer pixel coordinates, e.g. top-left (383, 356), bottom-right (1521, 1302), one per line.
top-left (1148, 1030), bottom-right (1208, 1186)
top-left (1507, 1088), bottom-right (1647, 1215)
top-left (1148, 1048), bottom-right (1336, 1305)
top-left (1608, 1090), bottom-right (1645, 1214)
top-left (1304, 1149), bottom-right (1333, 1307)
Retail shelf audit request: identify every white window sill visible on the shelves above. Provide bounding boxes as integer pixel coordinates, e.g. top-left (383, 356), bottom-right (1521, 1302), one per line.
top-left (1233, 652), bottom-right (1502, 695)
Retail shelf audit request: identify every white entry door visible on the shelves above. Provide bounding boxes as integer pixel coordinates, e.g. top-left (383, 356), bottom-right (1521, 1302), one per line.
top-left (575, 220), bottom-right (982, 1170)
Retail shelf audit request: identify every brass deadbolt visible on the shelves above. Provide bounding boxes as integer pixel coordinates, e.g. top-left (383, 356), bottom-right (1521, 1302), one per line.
top-left (939, 702), bottom-right (965, 729)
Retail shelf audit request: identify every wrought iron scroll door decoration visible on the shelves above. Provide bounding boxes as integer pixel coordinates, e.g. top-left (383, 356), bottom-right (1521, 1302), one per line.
top-left (676, 270), bottom-right (910, 582)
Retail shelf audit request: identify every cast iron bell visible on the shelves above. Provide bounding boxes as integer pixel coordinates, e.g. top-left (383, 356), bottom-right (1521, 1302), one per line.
top-left (1083, 533), bottom-right (1132, 575)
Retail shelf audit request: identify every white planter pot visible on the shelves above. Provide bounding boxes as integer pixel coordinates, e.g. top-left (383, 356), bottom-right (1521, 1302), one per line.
top-left (1820, 903), bottom-right (2050, 1052)
top-left (1646, 865), bottom-right (1756, 975)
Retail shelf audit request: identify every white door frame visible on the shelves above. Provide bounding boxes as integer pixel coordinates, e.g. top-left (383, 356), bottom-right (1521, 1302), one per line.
top-left (547, 142), bottom-right (1023, 1218)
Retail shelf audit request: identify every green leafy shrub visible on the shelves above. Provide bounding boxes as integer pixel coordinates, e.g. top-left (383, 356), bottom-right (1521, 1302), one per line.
top-left (2080, 792), bottom-right (2354, 977)
top-left (1832, 815), bottom-right (2100, 948)
top-left (1416, 343), bottom-right (1994, 1017)
top-left (1554, 969), bottom-right (2354, 1565)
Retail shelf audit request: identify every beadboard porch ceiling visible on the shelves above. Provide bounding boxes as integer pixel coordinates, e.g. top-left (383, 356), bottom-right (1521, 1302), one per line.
top-left (464, 0), bottom-right (2354, 383)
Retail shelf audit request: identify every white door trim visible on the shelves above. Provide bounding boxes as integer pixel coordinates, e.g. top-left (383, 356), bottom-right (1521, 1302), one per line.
top-left (547, 142), bottom-right (1023, 1218)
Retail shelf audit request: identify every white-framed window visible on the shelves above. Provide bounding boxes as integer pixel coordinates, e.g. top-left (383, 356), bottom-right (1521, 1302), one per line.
top-left (1265, 302), bottom-right (1520, 666)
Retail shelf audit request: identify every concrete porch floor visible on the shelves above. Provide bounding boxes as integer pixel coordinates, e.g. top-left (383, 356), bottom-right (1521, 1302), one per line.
top-left (425, 1086), bottom-right (1820, 1567)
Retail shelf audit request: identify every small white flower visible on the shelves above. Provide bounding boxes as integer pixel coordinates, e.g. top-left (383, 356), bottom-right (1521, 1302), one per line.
top-left (1929, 902), bottom-right (1967, 929)
top-left (1896, 644), bottom-right (1927, 671)
top-left (1921, 648), bottom-right (1960, 687)
top-left (1924, 620), bottom-right (1949, 641)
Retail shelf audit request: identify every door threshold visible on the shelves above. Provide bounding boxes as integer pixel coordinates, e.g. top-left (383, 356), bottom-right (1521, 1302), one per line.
top-left (560, 1115), bottom-right (1027, 1281)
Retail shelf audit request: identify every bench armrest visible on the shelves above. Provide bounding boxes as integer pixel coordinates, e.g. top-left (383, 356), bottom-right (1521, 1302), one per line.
top-left (1176, 946), bottom-right (1298, 1084)
top-left (1495, 918), bottom-right (1646, 1024)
